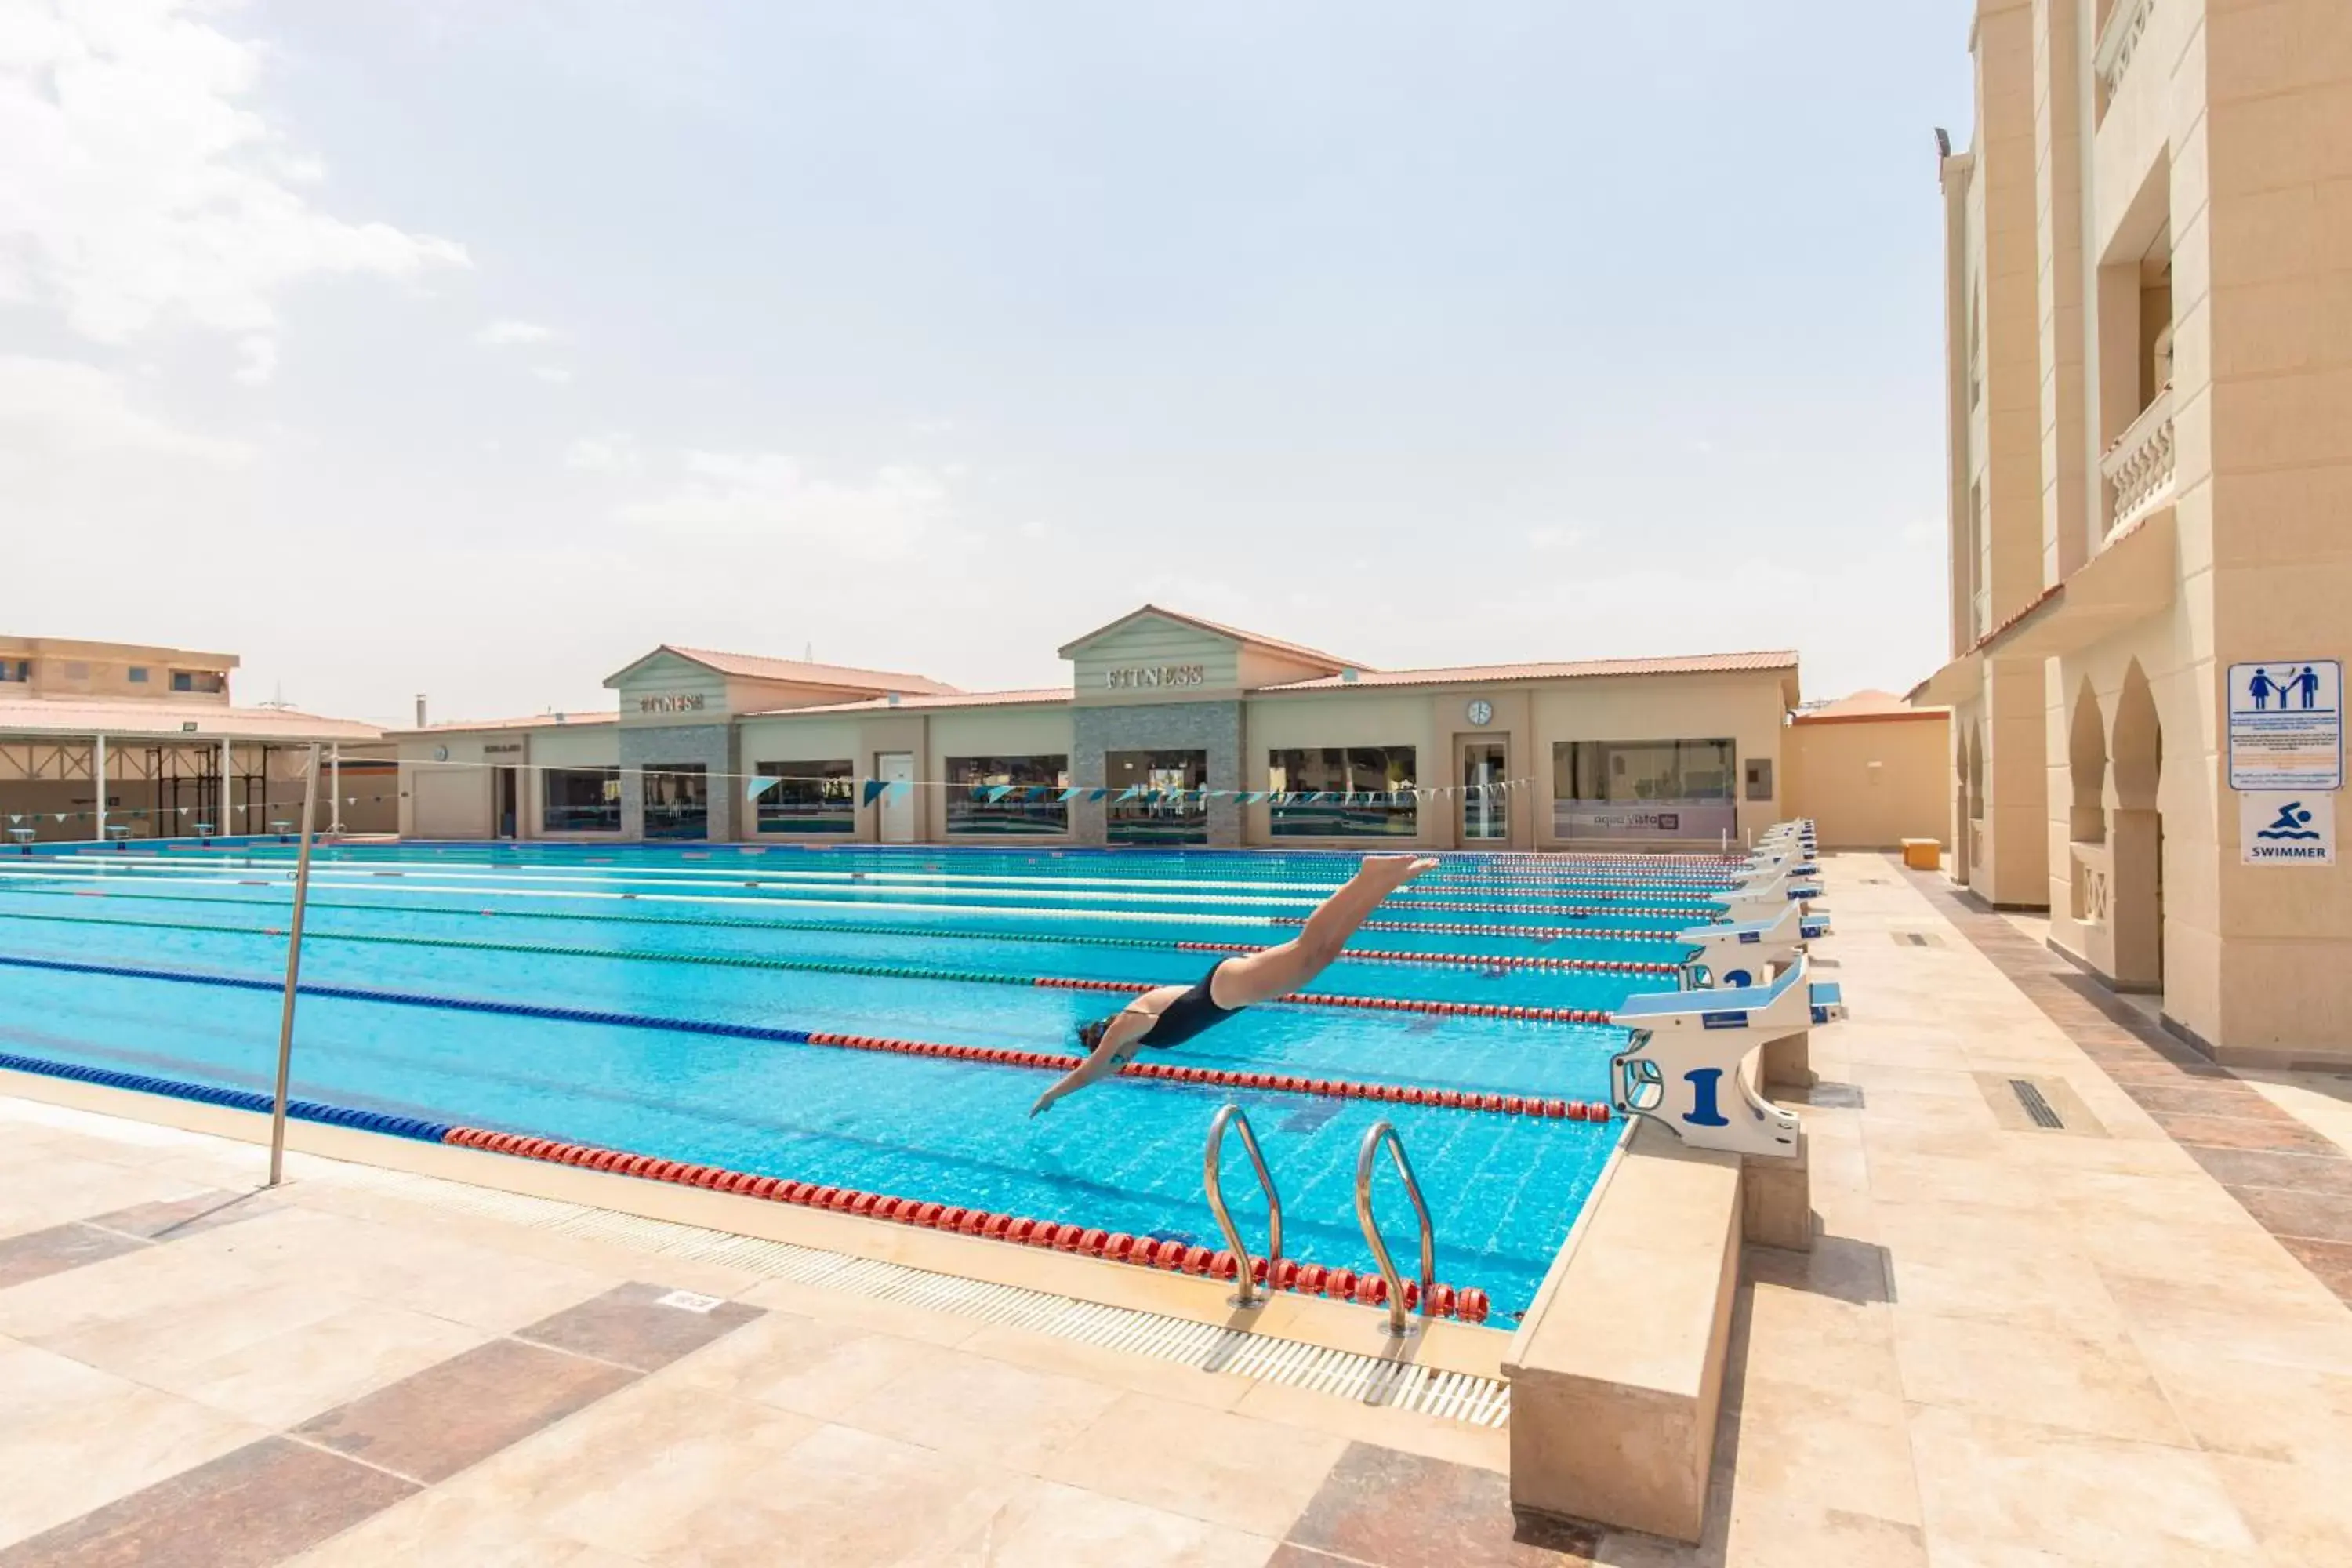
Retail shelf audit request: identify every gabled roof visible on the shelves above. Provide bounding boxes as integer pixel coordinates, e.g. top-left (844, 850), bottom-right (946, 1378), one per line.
top-left (745, 688), bottom-right (1070, 719)
top-left (1054, 605), bottom-right (1363, 671)
top-left (603, 644), bottom-right (959, 695)
top-left (1257, 649), bottom-right (1799, 693)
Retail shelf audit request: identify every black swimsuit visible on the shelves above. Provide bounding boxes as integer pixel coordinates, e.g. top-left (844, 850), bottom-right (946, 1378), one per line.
top-left (1137, 962), bottom-right (1239, 1049)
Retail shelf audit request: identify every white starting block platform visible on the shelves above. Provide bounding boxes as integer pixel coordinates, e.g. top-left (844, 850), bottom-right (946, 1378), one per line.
top-left (1675, 903), bottom-right (1832, 988)
top-left (1704, 869), bottom-right (1823, 924)
top-left (1608, 958), bottom-right (1817, 1158)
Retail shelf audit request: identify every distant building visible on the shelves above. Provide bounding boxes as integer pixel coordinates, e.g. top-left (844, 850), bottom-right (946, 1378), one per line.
top-left (0, 636), bottom-right (389, 843)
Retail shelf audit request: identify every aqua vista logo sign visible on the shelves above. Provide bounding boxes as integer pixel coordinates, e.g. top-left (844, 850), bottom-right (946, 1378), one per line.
top-left (1102, 664), bottom-right (1207, 691)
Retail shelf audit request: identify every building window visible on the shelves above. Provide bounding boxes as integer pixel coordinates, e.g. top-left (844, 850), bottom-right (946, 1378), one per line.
top-left (1267, 747), bottom-right (1418, 837)
top-left (170, 670), bottom-right (225, 694)
top-left (127, 666), bottom-right (149, 684)
top-left (542, 768), bottom-right (622, 832)
top-left (0, 659), bottom-right (27, 684)
top-left (1552, 739), bottom-right (1737, 840)
top-left (946, 755), bottom-right (1069, 834)
top-left (643, 765), bottom-right (709, 840)
top-left (756, 760), bottom-right (855, 833)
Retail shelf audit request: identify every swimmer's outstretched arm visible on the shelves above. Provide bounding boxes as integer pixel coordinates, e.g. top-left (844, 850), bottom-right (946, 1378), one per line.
top-left (1029, 1004), bottom-right (1160, 1116)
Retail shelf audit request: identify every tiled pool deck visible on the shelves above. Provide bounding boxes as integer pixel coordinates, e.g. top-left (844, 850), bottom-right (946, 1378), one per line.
top-left (2, 855), bottom-right (2350, 1565)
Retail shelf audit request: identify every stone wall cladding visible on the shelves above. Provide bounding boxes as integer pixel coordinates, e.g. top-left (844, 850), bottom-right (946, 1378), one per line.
top-left (619, 722), bottom-right (736, 840)
top-left (1070, 700), bottom-right (1243, 848)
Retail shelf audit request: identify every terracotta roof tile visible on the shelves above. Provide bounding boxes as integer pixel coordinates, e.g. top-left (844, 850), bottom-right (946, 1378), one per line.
top-left (608, 644), bottom-right (960, 695)
top-left (1054, 605), bottom-right (1362, 670)
top-left (1257, 649), bottom-right (1798, 692)
top-left (0, 699), bottom-right (383, 742)
top-left (383, 712), bottom-right (619, 736)
top-left (746, 688), bottom-right (1069, 718)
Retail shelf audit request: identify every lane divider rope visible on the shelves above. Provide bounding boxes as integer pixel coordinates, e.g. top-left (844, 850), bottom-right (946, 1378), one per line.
top-left (1303, 916), bottom-right (1690, 942)
top-left (0, 954), bottom-right (1615, 1120)
top-left (0, 929), bottom-right (1619, 1025)
top-left (0, 904), bottom-right (1688, 978)
top-left (0, 1047), bottom-right (1493, 1323)
top-left (436, 1123), bottom-right (1497, 1323)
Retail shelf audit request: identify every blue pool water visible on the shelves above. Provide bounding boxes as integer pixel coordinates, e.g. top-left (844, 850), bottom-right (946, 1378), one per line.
top-left (0, 842), bottom-right (1730, 1318)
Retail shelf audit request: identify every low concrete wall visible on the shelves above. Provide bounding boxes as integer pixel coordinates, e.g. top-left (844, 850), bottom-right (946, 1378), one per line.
top-left (1503, 1122), bottom-right (1743, 1543)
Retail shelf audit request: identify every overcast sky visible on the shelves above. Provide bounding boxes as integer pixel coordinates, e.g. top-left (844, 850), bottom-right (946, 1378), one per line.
top-left (3, 1), bottom-right (1973, 727)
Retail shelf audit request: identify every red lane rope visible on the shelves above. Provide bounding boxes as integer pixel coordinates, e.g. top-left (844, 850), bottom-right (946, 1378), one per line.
top-left (1380, 897), bottom-right (1711, 918)
top-left (439, 1123), bottom-right (1494, 1323)
top-left (1026, 974), bottom-right (1613, 1025)
top-left (793, 1026), bottom-right (1612, 1121)
top-left (1171, 940), bottom-right (1682, 977)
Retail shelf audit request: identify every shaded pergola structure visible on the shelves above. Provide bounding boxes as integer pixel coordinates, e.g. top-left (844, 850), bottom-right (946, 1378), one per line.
top-left (0, 699), bottom-right (390, 845)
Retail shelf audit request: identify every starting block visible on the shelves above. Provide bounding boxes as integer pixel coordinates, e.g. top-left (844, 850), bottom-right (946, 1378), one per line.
top-left (1608, 959), bottom-right (1813, 1158)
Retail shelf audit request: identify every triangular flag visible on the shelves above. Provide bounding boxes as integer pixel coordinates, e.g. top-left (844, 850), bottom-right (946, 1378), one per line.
top-left (861, 779), bottom-right (887, 807)
top-left (1058, 788), bottom-right (1080, 803)
top-left (985, 784), bottom-right (1013, 803)
top-left (1115, 786), bottom-right (1142, 802)
top-left (746, 775), bottom-right (782, 802)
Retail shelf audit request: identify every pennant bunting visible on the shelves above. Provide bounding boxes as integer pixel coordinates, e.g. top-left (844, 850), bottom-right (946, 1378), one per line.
top-left (861, 779), bottom-right (888, 807)
top-left (745, 775), bottom-right (783, 802)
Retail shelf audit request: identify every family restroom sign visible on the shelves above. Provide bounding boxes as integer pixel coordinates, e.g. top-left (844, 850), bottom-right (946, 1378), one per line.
top-left (2230, 659), bottom-right (2340, 866)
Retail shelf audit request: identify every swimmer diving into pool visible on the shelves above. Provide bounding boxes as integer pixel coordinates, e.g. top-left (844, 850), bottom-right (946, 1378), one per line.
top-left (1029, 853), bottom-right (1441, 1116)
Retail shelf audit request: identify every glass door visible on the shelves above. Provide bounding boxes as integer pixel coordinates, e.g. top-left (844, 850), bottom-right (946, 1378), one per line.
top-left (644, 764), bottom-right (709, 840)
top-left (1461, 742), bottom-right (1508, 842)
top-left (1106, 749), bottom-right (1209, 844)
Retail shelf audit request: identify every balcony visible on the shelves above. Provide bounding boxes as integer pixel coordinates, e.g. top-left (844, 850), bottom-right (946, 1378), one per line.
top-left (2095, 0), bottom-right (2156, 106)
top-left (2100, 385), bottom-right (2174, 542)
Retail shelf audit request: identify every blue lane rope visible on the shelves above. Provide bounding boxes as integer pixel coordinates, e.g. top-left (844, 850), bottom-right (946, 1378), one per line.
top-left (0, 1047), bottom-right (452, 1142)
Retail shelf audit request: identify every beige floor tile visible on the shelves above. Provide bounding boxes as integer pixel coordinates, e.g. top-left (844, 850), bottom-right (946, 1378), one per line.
top-left (1885, 1238), bottom-right (2124, 1334)
top-left (1225, 1378), bottom-right (1512, 1473)
top-left (0, 1233), bottom-right (271, 1341)
top-left (835, 1345), bottom-right (1126, 1471)
top-left (949, 1321), bottom-right (1252, 1413)
top-left (532, 1390), bottom-right (821, 1559)
top-left (285, 1478), bottom-right (652, 1567)
top-left (2208, 1453), bottom-right (2352, 1568)
top-left (1718, 1375), bottom-right (1921, 1527)
top-left (659, 1422), bottom-right (1016, 1567)
top-left (2132, 1342), bottom-right (2352, 1466)
top-left (928, 1477), bottom-right (1278, 1568)
top-left (739, 1273), bottom-right (985, 1348)
top-left (1907, 1405), bottom-right (2260, 1565)
top-left (666, 1312), bottom-right (953, 1420)
top-left (154, 1300), bottom-right (490, 1428)
top-left (1033, 1392), bottom-right (1347, 1537)
top-left (1729, 1276), bottom-right (1905, 1407)
top-left (1892, 1312), bottom-right (2188, 1445)
top-left (0, 1338), bottom-right (269, 1548)
top-left (0, 1152), bottom-right (214, 1236)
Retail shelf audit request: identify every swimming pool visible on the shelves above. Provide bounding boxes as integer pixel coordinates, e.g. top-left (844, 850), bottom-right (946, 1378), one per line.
top-left (0, 842), bottom-right (1733, 1321)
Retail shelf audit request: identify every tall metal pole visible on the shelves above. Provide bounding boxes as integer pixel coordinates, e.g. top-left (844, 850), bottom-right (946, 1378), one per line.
top-left (93, 733), bottom-right (107, 843)
top-left (267, 742), bottom-right (322, 1187)
top-left (328, 744), bottom-right (343, 836)
top-left (219, 737), bottom-right (232, 837)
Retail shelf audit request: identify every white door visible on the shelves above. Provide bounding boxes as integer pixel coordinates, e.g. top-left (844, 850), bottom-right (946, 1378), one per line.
top-left (878, 753), bottom-right (916, 843)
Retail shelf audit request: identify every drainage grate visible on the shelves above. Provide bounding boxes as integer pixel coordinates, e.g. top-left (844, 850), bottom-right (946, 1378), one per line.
top-left (1891, 931), bottom-right (1944, 949)
top-left (2009, 1078), bottom-right (2066, 1130)
top-left (324, 1161), bottom-right (1512, 1427)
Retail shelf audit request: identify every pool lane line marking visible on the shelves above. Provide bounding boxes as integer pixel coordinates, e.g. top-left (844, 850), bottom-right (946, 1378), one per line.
top-left (0, 953), bottom-right (1617, 1120)
top-left (0, 1043), bottom-right (1501, 1323)
top-left (0, 869), bottom-right (1697, 933)
top-left (0, 927), bottom-right (1621, 1024)
top-left (0, 882), bottom-right (1694, 948)
top-left (0, 906), bottom-right (1688, 977)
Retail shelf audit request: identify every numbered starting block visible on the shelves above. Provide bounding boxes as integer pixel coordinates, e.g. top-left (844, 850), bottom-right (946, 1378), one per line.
top-left (1678, 903), bottom-right (1811, 988)
top-left (1610, 957), bottom-right (1831, 1158)
top-left (1704, 868), bottom-right (1823, 924)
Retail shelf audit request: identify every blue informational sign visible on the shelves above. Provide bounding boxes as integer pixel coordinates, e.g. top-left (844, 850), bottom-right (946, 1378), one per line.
top-left (2227, 660), bottom-right (2341, 792)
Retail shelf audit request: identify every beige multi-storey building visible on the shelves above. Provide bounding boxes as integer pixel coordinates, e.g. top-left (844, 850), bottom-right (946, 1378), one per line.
top-left (1917, 0), bottom-right (2352, 1064)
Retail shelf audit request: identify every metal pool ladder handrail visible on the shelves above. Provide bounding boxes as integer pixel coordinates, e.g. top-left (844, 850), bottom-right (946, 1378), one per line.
top-left (1356, 1120), bottom-right (1436, 1338)
top-left (1204, 1104), bottom-right (1283, 1309)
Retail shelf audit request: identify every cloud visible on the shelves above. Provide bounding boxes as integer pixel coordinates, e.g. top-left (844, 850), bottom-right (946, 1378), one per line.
top-left (0, 0), bottom-right (467, 356)
top-left (564, 433), bottom-right (643, 475)
top-left (477, 319), bottom-right (559, 347)
top-left (616, 452), bottom-right (953, 563)
top-left (1524, 524), bottom-right (1585, 552)
top-left (231, 334), bottom-right (276, 385)
top-left (529, 365), bottom-right (572, 384)
top-left (0, 355), bottom-right (250, 471)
